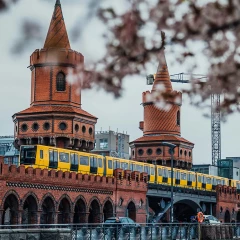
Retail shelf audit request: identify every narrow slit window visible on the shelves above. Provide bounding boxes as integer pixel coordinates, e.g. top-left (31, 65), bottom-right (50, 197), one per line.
top-left (56, 72), bottom-right (66, 91)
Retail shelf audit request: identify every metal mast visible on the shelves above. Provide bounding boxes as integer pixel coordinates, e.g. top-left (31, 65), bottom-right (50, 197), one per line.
top-left (211, 93), bottom-right (221, 165)
top-left (146, 72), bottom-right (221, 166)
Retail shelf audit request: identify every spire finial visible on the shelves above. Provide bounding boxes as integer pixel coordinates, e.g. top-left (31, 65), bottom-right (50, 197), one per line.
top-left (43, 0), bottom-right (70, 49)
top-left (152, 46), bottom-right (173, 92)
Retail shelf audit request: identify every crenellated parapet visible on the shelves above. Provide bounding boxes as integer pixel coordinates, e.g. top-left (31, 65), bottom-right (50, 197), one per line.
top-left (142, 90), bottom-right (182, 106)
top-left (0, 158), bottom-right (147, 194)
top-left (30, 48), bottom-right (84, 68)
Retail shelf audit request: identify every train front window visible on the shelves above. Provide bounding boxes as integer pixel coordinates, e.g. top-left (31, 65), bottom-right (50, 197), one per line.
top-left (20, 146), bottom-right (36, 165)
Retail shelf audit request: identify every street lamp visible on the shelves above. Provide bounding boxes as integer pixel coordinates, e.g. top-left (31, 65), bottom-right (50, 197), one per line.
top-left (161, 142), bottom-right (177, 224)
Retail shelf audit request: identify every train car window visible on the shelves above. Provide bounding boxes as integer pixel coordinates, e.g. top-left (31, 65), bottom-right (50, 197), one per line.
top-left (144, 166), bottom-right (150, 174)
top-left (98, 158), bottom-right (103, 168)
top-left (129, 163), bottom-right (134, 171)
top-left (207, 177), bottom-right (211, 184)
top-left (136, 165), bottom-right (143, 172)
top-left (237, 183), bottom-right (240, 189)
top-left (198, 175), bottom-right (201, 182)
top-left (222, 180), bottom-right (225, 185)
top-left (90, 156), bottom-right (98, 167)
top-left (71, 153), bottom-right (78, 165)
top-left (217, 179), bottom-right (221, 185)
top-left (158, 168), bottom-right (162, 176)
top-left (121, 162), bottom-right (128, 170)
top-left (163, 169), bottom-right (167, 177)
top-left (54, 150), bottom-right (58, 162)
top-left (49, 150), bottom-right (58, 162)
top-left (187, 174), bottom-right (191, 181)
top-left (80, 156), bottom-right (89, 166)
top-left (151, 167), bottom-right (154, 175)
top-left (59, 152), bottom-right (69, 163)
top-left (108, 160), bottom-right (113, 169)
top-left (40, 150), bottom-right (43, 159)
top-left (181, 173), bottom-right (186, 180)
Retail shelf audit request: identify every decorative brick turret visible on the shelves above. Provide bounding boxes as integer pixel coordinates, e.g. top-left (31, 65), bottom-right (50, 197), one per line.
top-left (12, 0), bottom-right (97, 151)
top-left (130, 49), bottom-right (194, 169)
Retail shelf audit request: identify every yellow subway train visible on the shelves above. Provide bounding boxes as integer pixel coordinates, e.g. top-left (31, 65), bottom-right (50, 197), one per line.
top-left (19, 145), bottom-right (240, 192)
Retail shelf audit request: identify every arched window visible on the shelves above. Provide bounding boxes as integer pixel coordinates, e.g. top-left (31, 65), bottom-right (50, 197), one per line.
top-left (177, 110), bottom-right (180, 126)
top-left (56, 72), bottom-right (66, 91)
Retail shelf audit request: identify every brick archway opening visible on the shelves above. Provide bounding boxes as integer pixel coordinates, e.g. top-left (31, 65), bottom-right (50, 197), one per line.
top-left (74, 199), bottom-right (86, 224)
top-left (40, 197), bottom-right (55, 224)
top-left (58, 198), bottom-right (71, 224)
top-left (127, 202), bottom-right (136, 222)
top-left (2, 194), bottom-right (19, 225)
top-left (224, 210), bottom-right (231, 223)
top-left (88, 200), bottom-right (101, 223)
top-left (22, 195), bottom-right (38, 224)
top-left (237, 211), bottom-right (240, 223)
top-left (103, 200), bottom-right (113, 221)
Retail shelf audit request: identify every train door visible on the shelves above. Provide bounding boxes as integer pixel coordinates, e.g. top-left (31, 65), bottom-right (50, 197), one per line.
top-left (49, 149), bottom-right (58, 169)
top-left (107, 158), bottom-right (113, 176)
top-left (157, 167), bottom-right (163, 184)
top-left (70, 153), bottom-right (78, 172)
top-left (175, 170), bottom-right (180, 185)
top-left (162, 168), bottom-right (168, 183)
top-left (202, 176), bottom-right (206, 189)
top-left (90, 156), bottom-right (98, 174)
top-left (114, 159), bottom-right (120, 170)
top-left (180, 172), bottom-right (187, 187)
top-left (98, 157), bottom-right (104, 176)
top-left (206, 177), bottom-right (212, 190)
top-left (212, 177), bottom-right (217, 190)
top-left (187, 173), bottom-right (192, 187)
top-left (144, 165), bottom-right (150, 181)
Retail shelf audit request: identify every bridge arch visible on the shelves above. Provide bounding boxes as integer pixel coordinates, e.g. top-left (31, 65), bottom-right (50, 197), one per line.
top-left (73, 196), bottom-right (87, 224)
top-left (173, 199), bottom-right (201, 222)
top-left (1, 192), bottom-right (20, 225)
top-left (224, 209), bottom-right (231, 223)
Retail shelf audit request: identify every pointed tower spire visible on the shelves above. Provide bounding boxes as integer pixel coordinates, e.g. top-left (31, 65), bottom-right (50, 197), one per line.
top-left (43, 0), bottom-right (71, 49)
top-left (152, 48), bottom-right (172, 92)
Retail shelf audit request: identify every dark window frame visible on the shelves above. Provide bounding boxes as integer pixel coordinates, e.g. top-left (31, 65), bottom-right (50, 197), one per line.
top-left (56, 72), bottom-right (66, 91)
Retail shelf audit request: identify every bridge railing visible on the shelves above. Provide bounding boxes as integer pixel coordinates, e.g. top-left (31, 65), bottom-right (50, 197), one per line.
top-left (0, 222), bottom-right (239, 239)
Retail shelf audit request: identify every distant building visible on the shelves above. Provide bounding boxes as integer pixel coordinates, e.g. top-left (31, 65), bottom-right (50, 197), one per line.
top-left (192, 161), bottom-right (240, 180)
top-left (92, 130), bottom-right (130, 159)
top-left (0, 136), bottom-right (19, 166)
top-left (218, 157), bottom-right (240, 180)
top-left (191, 164), bottom-right (218, 176)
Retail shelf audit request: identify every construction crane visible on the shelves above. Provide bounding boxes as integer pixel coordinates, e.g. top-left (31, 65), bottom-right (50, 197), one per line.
top-left (146, 73), bottom-right (221, 166)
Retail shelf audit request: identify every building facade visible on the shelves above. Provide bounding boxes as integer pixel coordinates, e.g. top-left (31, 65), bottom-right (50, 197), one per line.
top-left (0, 136), bottom-right (19, 166)
top-left (130, 49), bottom-right (194, 170)
top-left (92, 130), bottom-right (130, 159)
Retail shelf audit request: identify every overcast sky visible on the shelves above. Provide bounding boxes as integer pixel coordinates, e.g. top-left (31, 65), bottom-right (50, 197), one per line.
top-left (0, 0), bottom-right (239, 165)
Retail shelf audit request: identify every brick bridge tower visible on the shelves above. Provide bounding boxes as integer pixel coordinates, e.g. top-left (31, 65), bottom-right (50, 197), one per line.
top-left (130, 49), bottom-right (194, 169)
top-left (12, 0), bottom-right (97, 151)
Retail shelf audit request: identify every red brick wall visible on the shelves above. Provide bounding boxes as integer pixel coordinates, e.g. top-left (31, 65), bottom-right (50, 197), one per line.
top-left (216, 185), bottom-right (239, 223)
top-left (0, 160), bottom-right (147, 224)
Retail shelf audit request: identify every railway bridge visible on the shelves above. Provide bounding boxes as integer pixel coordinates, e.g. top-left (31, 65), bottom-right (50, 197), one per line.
top-left (147, 183), bottom-right (216, 223)
top-left (0, 156), bottom-right (238, 225)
